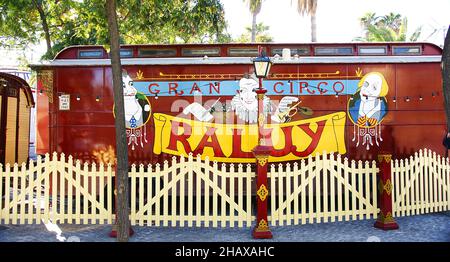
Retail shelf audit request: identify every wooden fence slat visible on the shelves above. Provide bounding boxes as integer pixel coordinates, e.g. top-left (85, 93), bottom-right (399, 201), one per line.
top-left (405, 158), bottom-right (411, 216)
top-left (139, 164), bottom-right (145, 226)
top-left (98, 163), bottom-right (105, 224)
top-left (419, 150), bottom-right (425, 214)
top-left (4, 164), bottom-right (11, 224)
top-left (432, 152), bottom-right (438, 212)
top-left (147, 164), bottom-right (153, 226)
top-left (229, 163), bottom-right (235, 228)
top-left (130, 164), bottom-right (137, 226)
top-left (204, 158), bottom-right (211, 228)
top-left (171, 159), bottom-right (178, 227)
top-left (67, 156), bottom-right (74, 224)
top-left (90, 163), bottom-right (97, 224)
top-left (107, 164), bottom-right (113, 224)
top-left (155, 163), bottom-right (161, 227)
top-left (75, 160), bottom-right (81, 224)
top-left (26, 160), bottom-right (34, 224)
top-left (246, 164), bottom-right (252, 227)
top-left (300, 160), bottom-right (306, 225)
top-left (237, 163), bottom-right (243, 228)
top-left (19, 163), bottom-right (27, 224)
top-left (309, 155), bottom-right (316, 223)
top-left (337, 155), bottom-right (343, 221)
top-left (163, 161), bottom-right (169, 227)
top-left (409, 156), bottom-right (416, 215)
top-left (59, 154), bottom-right (66, 223)
top-left (82, 162), bottom-right (89, 224)
top-left (372, 161), bottom-right (378, 219)
top-left (413, 153), bottom-right (420, 215)
top-left (293, 162), bottom-right (299, 225)
top-left (278, 163), bottom-right (285, 226)
top-left (350, 160), bottom-right (356, 221)
top-left (211, 161), bottom-right (218, 227)
top-left (195, 156), bottom-right (201, 227)
top-left (270, 164), bottom-right (277, 226)
top-left (187, 157), bottom-right (193, 227)
top-left (315, 154), bottom-right (321, 223)
top-left (286, 163), bottom-right (292, 225)
top-left (437, 155), bottom-right (443, 212)
top-left (424, 150), bottom-right (430, 213)
top-left (364, 161), bottom-right (370, 220)
top-left (343, 158), bottom-right (349, 221)
top-left (36, 156), bottom-right (43, 223)
top-left (220, 163), bottom-right (226, 227)
top-left (323, 153), bottom-right (329, 223)
top-left (12, 164), bottom-right (19, 224)
top-left (357, 160), bottom-right (363, 220)
top-left (394, 159), bottom-right (400, 217)
top-left (330, 155), bottom-right (336, 223)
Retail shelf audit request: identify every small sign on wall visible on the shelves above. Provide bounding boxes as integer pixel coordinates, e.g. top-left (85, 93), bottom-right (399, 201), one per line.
top-left (59, 94), bottom-right (70, 110)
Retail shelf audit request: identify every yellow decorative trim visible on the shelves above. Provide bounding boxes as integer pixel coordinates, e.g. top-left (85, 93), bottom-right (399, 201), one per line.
top-left (377, 154), bottom-right (392, 163)
top-left (258, 113), bottom-right (265, 127)
top-left (378, 211), bottom-right (395, 223)
top-left (38, 70), bottom-right (54, 103)
top-left (378, 179), bottom-right (392, 196)
top-left (136, 70), bottom-right (144, 80)
top-left (257, 184), bottom-right (269, 201)
top-left (355, 67), bottom-right (363, 77)
top-left (257, 157), bottom-right (268, 167)
top-left (132, 70), bottom-right (363, 81)
top-left (257, 93), bottom-right (265, 100)
top-left (255, 219), bottom-right (269, 232)
top-left (384, 179), bottom-right (392, 196)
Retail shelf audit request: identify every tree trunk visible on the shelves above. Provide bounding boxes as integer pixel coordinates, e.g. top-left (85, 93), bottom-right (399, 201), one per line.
top-left (106, 0), bottom-right (130, 242)
top-left (32, 0), bottom-right (52, 55)
top-left (442, 26), bottom-right (450, 131)
top-left (251, 13), bottom-right (257, 42)
top-left (310, 13), bottom-right (317, 42)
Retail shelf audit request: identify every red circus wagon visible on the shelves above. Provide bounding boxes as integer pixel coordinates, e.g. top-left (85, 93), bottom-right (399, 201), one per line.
top-left (30, 42), bottom-right (445, 165)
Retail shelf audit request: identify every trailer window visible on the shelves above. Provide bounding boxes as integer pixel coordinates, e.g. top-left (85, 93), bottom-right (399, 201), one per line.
top-left (78, 50), bottom-right (104, 58)
top-left (120, 49), bottom-right (133, 58)
top-left (358, 46), bottom-right (387, 55)
top-left (314, 47), bottom-right (353, 56)
top-left (228, 47), bottom-right (262, 57)
top-left (138, 48), bottom-right (177, 57)
top-left (182, 48), bottom-right (220, 57)
top-left (392, 46), bottom-right (422, 55)
top-left (271, 47), bottom-right (310, 56)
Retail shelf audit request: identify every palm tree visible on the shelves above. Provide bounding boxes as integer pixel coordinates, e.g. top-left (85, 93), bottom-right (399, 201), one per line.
top-left (236, 22), bottom-right (273, 43)
top-left (244, 0), bottom-right (263, 42)
top-left (294, 0), bottom-right (318, 42)
top-left (356, 13), bottom-right (422, 42)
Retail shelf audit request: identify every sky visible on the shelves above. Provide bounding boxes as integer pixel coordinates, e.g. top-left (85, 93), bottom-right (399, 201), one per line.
top-left (222, 0), bottom-right (450, 46)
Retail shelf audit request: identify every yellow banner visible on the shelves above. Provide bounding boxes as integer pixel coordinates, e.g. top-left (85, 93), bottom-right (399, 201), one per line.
top-left (153, 112), bottom-right (346, 163)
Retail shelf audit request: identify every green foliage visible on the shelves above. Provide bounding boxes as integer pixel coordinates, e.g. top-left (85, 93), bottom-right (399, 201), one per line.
top-left (355, 12), bottom-right (422, 42)
top-left (235, 22), bottom-right (273, 43)
top-left (0, 0), bottom-right (230, 60)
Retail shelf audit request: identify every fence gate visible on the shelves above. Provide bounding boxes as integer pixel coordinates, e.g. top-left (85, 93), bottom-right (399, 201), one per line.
top-left (268, 152), bottom-right (379, 226)
top-left (130, 154), bottom-right (255, 227)
top-left (392, 149), bottom-right (450, 217)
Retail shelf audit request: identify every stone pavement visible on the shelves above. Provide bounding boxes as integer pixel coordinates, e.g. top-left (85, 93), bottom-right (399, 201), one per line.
top-left (0, 212), bottom-right (449, 242)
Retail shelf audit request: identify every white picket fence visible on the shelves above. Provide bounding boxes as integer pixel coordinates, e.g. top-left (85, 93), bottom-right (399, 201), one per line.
top-left (1, 149), bottom-right (449, 227)
top-left (0, 153), bottom-right (114, 225)
top-left (392, 149), bottom-right (450, 217)
top-left (130, 154), bottom-right (254, 227)
top-left (268, 152), bottom-right (379, 226)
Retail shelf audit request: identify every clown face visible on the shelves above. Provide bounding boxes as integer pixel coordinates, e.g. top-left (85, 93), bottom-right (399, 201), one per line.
top-left (123, 74), bottom-right (137, 96)
top-left (237, 78), bottom-right (258, 111)
top-left (359, 73), bottom-right (382, 101)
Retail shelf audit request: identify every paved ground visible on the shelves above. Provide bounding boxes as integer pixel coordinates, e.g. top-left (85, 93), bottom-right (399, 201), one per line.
top-left (0, 212), bottom-right (449, 242)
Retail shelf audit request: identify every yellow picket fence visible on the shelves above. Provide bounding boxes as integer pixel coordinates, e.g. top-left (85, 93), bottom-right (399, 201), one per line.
top-left (392, 149), bottom-right (450, 217)
top-left (130, 154), bottom-right (255, 227)
top-left (268, 152), bottom-right (379, 226)
top-left (0, 153), bottom-right (114, 225)
top-left (1, 149), bottom-right (449, 227)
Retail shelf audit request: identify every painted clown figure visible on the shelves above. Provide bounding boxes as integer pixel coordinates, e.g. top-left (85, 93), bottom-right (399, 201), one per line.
top-left (348, 72), bottom-right (389, 150)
